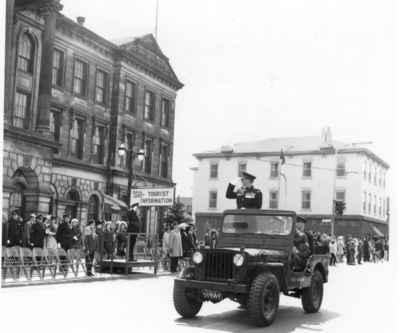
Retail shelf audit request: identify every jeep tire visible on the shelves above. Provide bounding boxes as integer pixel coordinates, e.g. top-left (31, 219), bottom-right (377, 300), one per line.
top-left (173, 283), bottom-right (202, 318)
top-left (248, 272), bottom-right (280, 326)
top-left (301, 270), bottom-right (324, 313)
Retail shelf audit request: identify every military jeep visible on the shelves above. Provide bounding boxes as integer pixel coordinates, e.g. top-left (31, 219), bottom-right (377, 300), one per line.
top-left (173, 209), bottom-right (329, 327)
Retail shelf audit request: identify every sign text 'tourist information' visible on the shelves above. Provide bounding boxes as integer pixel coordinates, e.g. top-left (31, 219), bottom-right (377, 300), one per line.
top-left (130, 188), bottom-right (174, 207)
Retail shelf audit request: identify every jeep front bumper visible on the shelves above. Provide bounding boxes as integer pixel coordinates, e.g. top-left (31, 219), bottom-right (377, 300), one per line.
top-left (174, 278), bottom-right (248, 294)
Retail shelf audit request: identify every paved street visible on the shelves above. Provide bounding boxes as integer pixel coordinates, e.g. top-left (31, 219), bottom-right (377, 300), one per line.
top-left (0, 262), bottom-right (395, 333)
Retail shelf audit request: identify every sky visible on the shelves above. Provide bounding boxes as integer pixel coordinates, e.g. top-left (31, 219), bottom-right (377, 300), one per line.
top-left (61, 0), bottom-right (395, 197)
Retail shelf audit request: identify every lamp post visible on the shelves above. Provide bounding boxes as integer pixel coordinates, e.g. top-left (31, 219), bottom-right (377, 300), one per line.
top-left (118, 143), bottom-right (145, 207)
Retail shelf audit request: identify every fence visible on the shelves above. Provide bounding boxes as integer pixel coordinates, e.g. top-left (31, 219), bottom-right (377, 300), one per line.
top-left (1, 232), bottom-right (171, 286)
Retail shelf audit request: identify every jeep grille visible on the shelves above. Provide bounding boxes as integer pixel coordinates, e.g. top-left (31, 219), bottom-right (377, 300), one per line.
top-left (204, 251), bottom-right (234, 281)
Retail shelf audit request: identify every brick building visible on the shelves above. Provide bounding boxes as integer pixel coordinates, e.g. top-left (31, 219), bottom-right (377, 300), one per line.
top-left (3, 0), bottom-right (183, 233)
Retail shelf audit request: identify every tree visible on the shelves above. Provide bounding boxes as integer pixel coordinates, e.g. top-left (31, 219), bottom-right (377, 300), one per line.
top-left (163, 202), bottom-right (192, 228)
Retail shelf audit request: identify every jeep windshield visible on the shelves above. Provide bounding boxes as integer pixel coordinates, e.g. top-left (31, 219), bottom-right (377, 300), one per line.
top-left (222, 214), bottom-right (293, 236)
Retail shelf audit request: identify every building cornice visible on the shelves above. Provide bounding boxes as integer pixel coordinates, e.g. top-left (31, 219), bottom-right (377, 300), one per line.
top-left (4, 127), bottom-right (61, 150)
top-left (53, 157), bottom-right (107, 173)
top-left (194, 148), bottom-right (389, 169)
top-left (110, 167), bottom-right (174, 187)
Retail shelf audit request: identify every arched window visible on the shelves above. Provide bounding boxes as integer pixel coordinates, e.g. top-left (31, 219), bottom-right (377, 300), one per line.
top-left (88, 195), bottom-right (100, 222)
top-left (17, 33), bottom-right (34, 73)
top-left (9, 184), bottom-right (25, 217)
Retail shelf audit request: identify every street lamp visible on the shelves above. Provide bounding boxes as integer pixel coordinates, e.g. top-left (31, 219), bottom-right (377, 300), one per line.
top-left (118, 143), bottom-right (145, 207)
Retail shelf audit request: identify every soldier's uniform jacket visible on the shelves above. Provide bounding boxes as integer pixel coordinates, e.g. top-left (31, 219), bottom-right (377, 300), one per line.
top-left (293, 229), bottom-right (311, 259)
top-left (226, 183), bottom-right (263, 209)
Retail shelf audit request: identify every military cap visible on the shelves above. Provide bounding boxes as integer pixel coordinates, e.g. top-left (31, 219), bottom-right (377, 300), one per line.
top-left (242, 171), bottom-right (256, 181)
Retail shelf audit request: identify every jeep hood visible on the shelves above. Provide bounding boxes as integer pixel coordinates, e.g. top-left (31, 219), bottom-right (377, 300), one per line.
top-left (221, 247), bottom-right (287, 257)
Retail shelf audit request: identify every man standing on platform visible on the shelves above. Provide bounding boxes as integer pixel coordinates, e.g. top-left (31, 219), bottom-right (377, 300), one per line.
top-left (226, 172), bottom-right (263, 209)
top-left (127, 203), bottom-right (140, 261)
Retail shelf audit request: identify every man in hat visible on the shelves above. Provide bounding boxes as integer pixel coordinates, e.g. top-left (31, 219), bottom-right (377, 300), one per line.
top-left (226, 172), bottom-right (263, 209)
top-left (29, 214), bottom-right (46, 249)
top-left (56, 213), bottom-right (73, 251)
top-left (126, 203), bottom-right (140, 261)
top-left (6, 209), bottom-right (24, 247)
top-left (292, 216), bottom-right (311, 271)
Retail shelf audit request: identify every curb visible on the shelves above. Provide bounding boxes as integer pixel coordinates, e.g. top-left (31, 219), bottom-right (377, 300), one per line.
top-left (1, 272), bottom-right (175, 288)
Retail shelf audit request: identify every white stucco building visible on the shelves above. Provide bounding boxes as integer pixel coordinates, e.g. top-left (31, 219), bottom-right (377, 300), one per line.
top-left (192, 134), bottom-right (389, 238)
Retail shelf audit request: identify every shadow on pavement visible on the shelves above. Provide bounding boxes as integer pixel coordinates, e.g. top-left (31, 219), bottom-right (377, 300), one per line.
top-left (175, 305), bottom-right (340, 333)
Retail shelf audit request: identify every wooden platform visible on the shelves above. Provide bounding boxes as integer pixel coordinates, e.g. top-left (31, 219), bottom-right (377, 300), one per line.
top-left (100, 257), bottom-right (159, 275)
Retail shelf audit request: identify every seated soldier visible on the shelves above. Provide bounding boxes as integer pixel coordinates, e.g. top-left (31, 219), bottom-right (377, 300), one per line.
top-left (292, 216), bottom-right (311, 271)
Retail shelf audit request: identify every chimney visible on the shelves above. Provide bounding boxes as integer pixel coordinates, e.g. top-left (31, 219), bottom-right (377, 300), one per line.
top-left (76, 16), bottom-right (85, 26)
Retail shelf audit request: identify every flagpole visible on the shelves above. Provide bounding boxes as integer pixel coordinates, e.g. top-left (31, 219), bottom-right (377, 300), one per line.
top-left (154, 0), bottom-right (159, 40)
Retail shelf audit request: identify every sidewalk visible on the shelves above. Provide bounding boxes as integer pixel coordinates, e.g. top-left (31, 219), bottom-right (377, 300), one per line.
top-left (2, 267), bottom-right (174, 288)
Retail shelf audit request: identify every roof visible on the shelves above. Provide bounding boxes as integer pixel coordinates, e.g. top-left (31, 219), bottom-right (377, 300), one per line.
top-left (54, 14), bottom-right (183, 90)
top-left (194, 136), bottom-right (389, 169)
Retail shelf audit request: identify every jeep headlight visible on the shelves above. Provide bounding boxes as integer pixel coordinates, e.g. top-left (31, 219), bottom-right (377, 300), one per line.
top-left (233, 253), bottom-right (245, 267)
top-left (192, 251), bottom-right (203, 264)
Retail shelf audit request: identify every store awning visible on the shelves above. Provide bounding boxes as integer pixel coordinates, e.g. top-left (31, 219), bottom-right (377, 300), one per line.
top-left (103, 194), bottom-right (128, 211)
top-left (372, 226), bottom-right (384, 238)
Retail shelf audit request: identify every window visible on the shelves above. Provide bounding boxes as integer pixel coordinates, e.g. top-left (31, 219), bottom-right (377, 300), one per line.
top-left (379, 198), bottom-right (382, 216)
top-left (161, 98), bottom-right (170, 128)
top-left (209, 191), bottom-right (217, 209)
top-left (238, 162), bottom-right (247, 177)
top-left (303, 161), bottom-right (312, 177)
top-left (336, 190), bottom-right (346, 204)
top-left (95, 69), bottom-right (107, 104)
top-left (270, 162), bottom-right (279, 178)
top-left (269, 190), bottom-right (279, 209)
top-left (144, 91), bottom-right (155, 122)
top-left (336, 159), bottom-right (346, 177)
top-left (368, 193), bottom-right (371, 215)
top-left (70, 118), bottom-right (84, 159)
top-left (159, 142), bottom-right (169, 178)
top-left (210, 163), bottom-right (218, 179)
top-left (52, 49), bottom-right (64, 86)
top-left (13, 91), bottom-right (30, 129)
top-left (363, 191), bottom-right (367, 213)
top-left (49, 110), bottom-right (61, 141)
top-left (301, 190), bottom-right (311, 210)
top-left (373, 195), bottom-right (377, 215)
top-left (93, 126), bottom-right (105, 164)
top-left (143, 137), bottom-right (153, 174)
top-left (373, 168), bottom-right (377, 185)
top-left (124, 81), bottom-right (136, 113)
top-left (17, 33), bottom-right (34, 73)
top-left (73, 59), bottom-right (88, 97)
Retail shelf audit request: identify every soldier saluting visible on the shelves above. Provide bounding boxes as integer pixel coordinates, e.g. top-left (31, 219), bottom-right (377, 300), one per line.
top-left (226, 172), bottom-right (262, 209)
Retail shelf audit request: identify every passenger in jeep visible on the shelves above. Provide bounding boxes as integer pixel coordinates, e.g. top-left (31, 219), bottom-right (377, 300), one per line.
top-left (292, 217), bottom-right (311, 271)
top-left (226, 172), bottom-right (263, 209)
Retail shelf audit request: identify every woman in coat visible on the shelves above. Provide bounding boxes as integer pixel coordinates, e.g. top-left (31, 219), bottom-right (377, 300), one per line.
top-left (44, 217), bottom-right (58, 249)
top-left (169, 223), bottom-right (183, 273)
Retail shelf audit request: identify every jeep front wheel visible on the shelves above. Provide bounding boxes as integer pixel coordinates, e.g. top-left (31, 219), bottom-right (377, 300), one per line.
top-left (301, 270), bottom-right (324, 313)
top-left (173, 283), bottom-right (203, 318)
top-left (248, 272), bottom-right (280, 326)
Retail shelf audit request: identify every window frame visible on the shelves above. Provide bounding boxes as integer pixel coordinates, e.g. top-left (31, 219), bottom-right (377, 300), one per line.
top-left (72, 58), bottom-right (89, 98)
top-left (124, 80), bottom-right (137, 114)
top-left (94, 68), bottom-right (108, 105)
top-left (270, 161), bottom-right (279, 178)
top-left (159, 141), bottom-right (169, 178)
top-left (70, 117), bottom-right (85, 159)
top-left (209, 190), bottom-right (218, 209)
top-left (160, 98), bottom-right (170, 129)
top-left (209, 162), bottom-right (219, 179)
top-left (52, 48), bottom-right (65, 88)
top-left (143, 135), bottom-right (154, 174)
top-left (143, 90), bottom-right (155, 123)
top-left (269, 190), bottom-right (279, 209)
top-left (336, 159), bottom-right (346, 177)
top-left (13, 90), bottom-right (31, 129)
top-left (92, 125), bottom-right (106, 164)
top-left (49, 108), bottom-right (62, 142)
top-left (301, 190), bottom-right (311, 210)
top-left (238, 161), bottom-right (247, 177)
top-left (17, 32), bottom-right (34, 73)
top-left (302, 160), bottom-right (312, 178)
